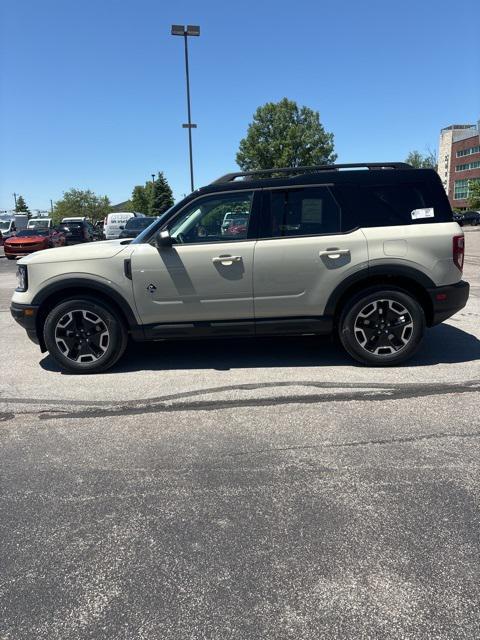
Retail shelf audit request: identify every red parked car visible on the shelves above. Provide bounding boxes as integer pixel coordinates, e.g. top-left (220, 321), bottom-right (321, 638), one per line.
top-left (4, 228), bottom-right (66, 260)
top-left (223, 217), bottom-right (248, 237)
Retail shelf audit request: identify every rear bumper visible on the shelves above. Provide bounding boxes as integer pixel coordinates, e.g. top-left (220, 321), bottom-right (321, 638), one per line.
top-left (427, 280), bottom-right (469, 326)
top-left (11, 302), bottom-right (40, 345)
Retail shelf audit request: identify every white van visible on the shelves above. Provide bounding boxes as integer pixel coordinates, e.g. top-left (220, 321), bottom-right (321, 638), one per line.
top-left (103, 212), bottom-right (145, 240)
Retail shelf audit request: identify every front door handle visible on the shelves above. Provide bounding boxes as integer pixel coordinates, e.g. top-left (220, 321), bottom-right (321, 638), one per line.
top-left (319, 248), bottom-right (350, 259)
top-left (212, 255), bottom-right (242, 265)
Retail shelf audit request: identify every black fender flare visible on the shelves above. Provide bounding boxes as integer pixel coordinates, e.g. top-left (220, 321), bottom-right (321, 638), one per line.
top-left (324, 265), bottom-right (436, 318)
top-left (31, 278), bottom-right (139, 329)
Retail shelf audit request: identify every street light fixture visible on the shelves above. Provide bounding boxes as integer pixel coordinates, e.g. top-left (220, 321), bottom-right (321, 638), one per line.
top-left (171, 24), bottom-right (200, 193)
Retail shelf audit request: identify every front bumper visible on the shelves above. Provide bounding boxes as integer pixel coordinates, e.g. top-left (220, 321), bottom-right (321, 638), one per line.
top-left (5, 247), bottom-right (43, 257)
top-left (427, 280), bottom-right (469, 326)
top-left (10, 302), bottom-right (40, 345)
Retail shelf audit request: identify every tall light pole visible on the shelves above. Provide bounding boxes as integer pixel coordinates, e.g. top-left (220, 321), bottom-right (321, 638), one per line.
top-left (171, 24), bottom-right (200, 193)
top-left (13, 193), bottom-right (17, 210)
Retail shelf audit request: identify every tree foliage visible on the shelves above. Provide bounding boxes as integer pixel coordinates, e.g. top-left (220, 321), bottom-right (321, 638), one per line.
top-left (467, 179), bottom-right (480, 210)
top-left (150, 172), bottom-right (174, 217)
top-left (405, 149), bottom-right (437, 169)
top-left (236, 98), bottom-right (337, 171)
top-left (15, 195), bottom-right (30, 213)
top-left (128, 173), bottom-right (173, 217)
top-left (52, 189), bottom-right (111, 224)
top-left (131, 185), bottom-right (151, 215)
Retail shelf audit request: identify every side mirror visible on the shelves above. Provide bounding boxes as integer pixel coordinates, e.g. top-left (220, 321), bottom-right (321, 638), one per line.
top-left (119, 225), bottom-right (124, 230)
top-left (156, 230), bottom-right (174, 247)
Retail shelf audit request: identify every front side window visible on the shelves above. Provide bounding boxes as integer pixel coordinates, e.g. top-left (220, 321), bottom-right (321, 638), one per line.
top-left (168, 191), bottom-right (253, 244)
top-left (261, 187), bottom-right (341, 238)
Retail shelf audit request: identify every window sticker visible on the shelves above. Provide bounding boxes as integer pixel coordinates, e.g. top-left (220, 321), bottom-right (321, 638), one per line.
top-left (411, 207), bottom-right (434, 220)
top-left (302, 198), bottom-right (323, 223)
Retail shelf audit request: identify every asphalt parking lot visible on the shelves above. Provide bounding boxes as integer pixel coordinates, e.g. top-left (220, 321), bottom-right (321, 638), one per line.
top-left (1, 229), bottom-right (480, 640)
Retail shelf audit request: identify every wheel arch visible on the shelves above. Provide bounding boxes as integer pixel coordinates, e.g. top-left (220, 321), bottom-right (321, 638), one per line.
top-left (325, 266), bottom-right (436, 327)
top-left (32, 279), bottom-right (140, 352)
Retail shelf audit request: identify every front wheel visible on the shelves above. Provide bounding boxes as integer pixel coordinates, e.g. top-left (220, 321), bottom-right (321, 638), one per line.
top-left (44, 298), bottom-right (128, 373)
top-left (339, 288), bottom-right (425, 366)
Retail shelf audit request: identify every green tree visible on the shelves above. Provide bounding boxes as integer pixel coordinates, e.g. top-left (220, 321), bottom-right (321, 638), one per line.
top-left (130, 185), bottom-right (150, 215)
top-left (405, 149), bottom-right (437, 169)
top-left (150, 172), bottom-right (173, 216)
top-left (467, 179), bottom-right (480, 209)
top-left (236, 98), bottom-right (337, 172)
top-left (53, 189), bottom-right (111, 224)
top-left (15, 195), bottom-right (30, 213)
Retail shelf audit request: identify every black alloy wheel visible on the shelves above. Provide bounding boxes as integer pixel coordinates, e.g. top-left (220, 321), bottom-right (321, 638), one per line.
top-left (44, 298), bottom-right (128, 373)
top-left (339, 287), bottom-right (425, 366)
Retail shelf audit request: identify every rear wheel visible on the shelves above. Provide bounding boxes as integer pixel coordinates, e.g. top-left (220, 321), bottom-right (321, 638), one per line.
top-left (339, 287), bottom-right (425, 366)
top-left (44, 298), bottom-right (128, 373)
top-left (6, 255), bottom-right (15, 260)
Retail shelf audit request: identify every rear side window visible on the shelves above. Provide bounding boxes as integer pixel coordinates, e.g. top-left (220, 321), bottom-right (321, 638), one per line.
top-left (261, 187), bottom-right (341, 238)
top-left (335, 181), bottom-right (453, 232)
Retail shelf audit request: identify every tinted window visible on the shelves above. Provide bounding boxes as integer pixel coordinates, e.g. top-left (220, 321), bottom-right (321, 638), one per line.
top-left (126, 218), bottom-right (154, 229)
top-left (261, 187), bottom-right (340, 238)
top-left (334, 182), bottom-right (453, 231)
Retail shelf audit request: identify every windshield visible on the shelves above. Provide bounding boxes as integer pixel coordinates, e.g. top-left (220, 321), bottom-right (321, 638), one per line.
top-left (16, 229), bottom-right (49, 237)
top-left (0, 221), bottom-right (11, 230)
top-left (29, 220), bottom-right (49, 228)
top-left (132, 206), bottom-right (176, 244)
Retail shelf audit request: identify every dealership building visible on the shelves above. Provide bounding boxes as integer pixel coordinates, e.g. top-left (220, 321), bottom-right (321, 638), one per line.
top-left (437, 121), bottom-right (480, 209)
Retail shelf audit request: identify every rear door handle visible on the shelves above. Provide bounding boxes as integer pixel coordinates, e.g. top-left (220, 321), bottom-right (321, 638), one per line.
top-left (212, 255), bottom-right (242, 265)
top-left (319, 248), bottom-right (350, 259)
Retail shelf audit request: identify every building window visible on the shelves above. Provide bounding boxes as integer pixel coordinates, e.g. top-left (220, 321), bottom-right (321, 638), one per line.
top-left (455, 161), bottom-right (480, 172)
top-left (456, 145), bottom-right (480, 158)
top-left (454, 179), bottom-right (469, 200)
top-left (454, 178), bottom-right (480, 200)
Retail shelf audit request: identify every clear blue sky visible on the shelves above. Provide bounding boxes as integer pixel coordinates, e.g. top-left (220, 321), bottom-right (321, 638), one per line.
top-left (1, 0), bottom-right (479, 211)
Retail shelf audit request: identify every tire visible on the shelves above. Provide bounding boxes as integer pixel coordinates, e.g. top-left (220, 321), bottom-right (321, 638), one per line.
top-left (43, 297), bottom-right (128, 373)
top-left (339, 287), bottom-right (425, 366)
top-left (6, 255), bottom-right (15, 260)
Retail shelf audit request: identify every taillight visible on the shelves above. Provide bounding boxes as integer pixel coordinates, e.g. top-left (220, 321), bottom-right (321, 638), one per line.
top-left (453, 235), bottom-right (464, 272)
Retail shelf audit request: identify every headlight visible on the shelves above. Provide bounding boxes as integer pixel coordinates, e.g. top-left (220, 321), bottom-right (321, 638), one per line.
top-left (16, 265), bottom-right (28, 292)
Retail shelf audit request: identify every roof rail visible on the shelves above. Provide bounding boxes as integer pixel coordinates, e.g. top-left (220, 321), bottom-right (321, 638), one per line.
top-left (211, 163), bottom-right (413, 184)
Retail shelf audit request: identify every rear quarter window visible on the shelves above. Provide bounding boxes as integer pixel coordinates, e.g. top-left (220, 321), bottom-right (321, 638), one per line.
top-left (334, 181), bottom-right (453, 232)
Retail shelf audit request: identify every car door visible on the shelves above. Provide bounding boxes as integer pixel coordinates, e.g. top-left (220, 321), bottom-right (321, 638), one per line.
top-left (253, 185), bottom-right (368, 330)
top-left (131, 190), bottom-right (259, 333)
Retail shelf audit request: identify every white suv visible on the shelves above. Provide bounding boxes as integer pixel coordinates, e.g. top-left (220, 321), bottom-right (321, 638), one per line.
top-left (11, 163), bottom-right (469, 373)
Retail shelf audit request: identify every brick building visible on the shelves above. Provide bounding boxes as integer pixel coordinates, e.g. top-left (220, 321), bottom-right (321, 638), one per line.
top-left (437, 121), bottom-right (480, 209)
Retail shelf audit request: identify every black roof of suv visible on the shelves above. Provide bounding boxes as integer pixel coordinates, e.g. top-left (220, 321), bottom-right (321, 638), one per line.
top-left (135, 163), bottom-right (453, 244)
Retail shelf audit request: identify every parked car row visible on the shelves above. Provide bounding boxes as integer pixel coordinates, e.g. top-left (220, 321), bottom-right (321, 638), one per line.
top-left (1, 214), bottom-right (157, 259)
top-left (453, 210), bottom-right (480, 226)
top-left (1, 217), bottom-right (99, 259)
